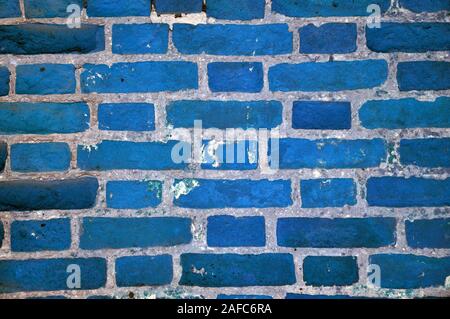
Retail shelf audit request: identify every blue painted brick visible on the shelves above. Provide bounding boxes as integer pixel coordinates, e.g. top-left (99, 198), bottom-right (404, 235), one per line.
top-left (173, 24), bottom-right (292, 56)
top-left (80, 217), bottom-right (192, 250)
top-left (0, 24), bottom-right (104, 54)
top-left (207, 215), bottom-right (265, 247)
top-left (286, 293), bottom-right (362, 299)
top-left (81, 62), bottom-right (197, 93)
top-left (300, 23), bottom-right (357, 54)
top-left (0, 258), bottom-right (106, 293)
top-left (154, 0), bottom-right (202, 13)
top-left (201, 140), bottom-right (258, 170)
top-left (180, 253), bottom-right (296, 287)
top-left (277, 217), bottom-right (396, 248)
top-left (0, 66), bottom-right (9, 96)
top-left (217, 295), bottom-right (272, 299)
top-left (98, 103), bottom-right (155, 131)
top-left (397, 61), bottom-right (450, 91)
top-left (0, 142), bottom-right (6, 172)
top-left (269, 60), bottom-right (388, 91)
top-left (367, 23), bottom-right (450, 53)
top-left (77, 140), bottom-right (189, 170)
top-left (274, 138), bottom-right (386, 169)
top-left (369, 254), bottom-right (450, 288)
top-left (399, 0), bottom-right (450, 12)
top-left (11, 219), bottom-right (71, 252)
top-left (293, 101), bottom-right (351, 130)
top-left (303, 256), bottom-right (358, 286)
top-left (0, 177), bottom-right (98, 211)
top-left (406, 219), bottom-right (450, 249)
top-left (272, 0), bottom-right (390, 17)
top-left (0, 102), bottom-right (89, 135)
top-left (167, 100), bottom-right (282, 129)
top-left (16, 64), bottom-right (75, 95)
top-left (400, 138), bottom-right (450, 167)
top-left (367, 177), bottom-right (450, 207)
top-left (0, 222), bottom-right (3, 248)
top-left (0, 0), bottom-right (20, 18)
top-left (208, 62), bottom-right (263, 93)
top-left (24, 0), bottom-right (83, 18)
top-left (106, 180), bottom-right (162, 209)
top-left (115, 255), bottom-right (173, 287)
top-left (301, 178), bottom-right (357, 208)
top-left (359, 97), bottom-right (450, 129)
top-left (207, 0), bottom-right (265, 20)
top-left (88, 0), bottom-right (150, 17)
top-left (112, 24), bottom-right (168, 54)
top-left (173, 179), bottom-right (292, 208)
top-left (11, 143), bottom-right (71, 172)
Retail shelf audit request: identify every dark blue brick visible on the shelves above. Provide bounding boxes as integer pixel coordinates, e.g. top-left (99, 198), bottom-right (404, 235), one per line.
top-left (367, 23), bottom-right (450, 53)
top-left (300, 23), bottom-right (357, 54)
top-left (217, 294), bottom-right (272, 299)
top-left (286, 293), bottom-right (363, 299)
top-left (0, 258), bottom-right (106, 293)
top-left (269, 60), bottom-right (388, 91)
top-left (400, 138), bottom-right (450, 168)
top-left (16, 64), bottom-right (75, 95)
top-left (11, 143), bottom-right (71, 172)
top-left (201, 140), bottom-right (258, 170)
top-left (77, 140), bottom-right (189, 171)
top-left (80, 217), bottom-right (192, 250)
top-left (180, 253), bottom-right (296, 287)
top-left (207, 0), bottom-right (265, 20)
top-left (88, 0), bottom-right (150, 17)
top-left (0, 142), bottom-right (6, 172)
top-left (173, 179), bottom-right (292, 208)
top-left (106, 180), bottom-right (162, 209)
top-left (397, 61), bottom-right (450, 91)
top-left (11, 218), bottom-right (71, 252)
top-left (115, 255), bottom-right (173, 287)
top-left (24, 0), bottom-right (83, 18)
top-left (272, 0), bottom-right (390, 17)
top-left (277, 217), bottom-right (396, 248)
top-left (112, 24), bottom-right (168, 54)
top-left (367, 177), bottom-right (450, 207)
top-left (399, 0), bottom-right (450, 12)
top-left (369, 254), bottom-right (450, 288)
top-left (154, 0), bottom-right (202, 13)
top-left (301, 178), bottom-right (356, 208)
top-left (0, 24), bottom-right (104, 54)
top-left (274, 138), bottom-right (386, 169)
top-left (0, 177), bottom-right (98, 211)
top-left (293, 101), bottom-right (351, 130)
top-left (167, 100), bottom-right (282, 129)
top-left (0, 0), bottom-right (20, 18)
top-left (303, 256), bottom-right (358, 287)
top-left (406, 219), bottom-right (450, 249)
top-left (98, 103), bottom-right (155, 131)
top-left (208, 62), bottom-right (263, 93)
top-left (81, 61), bottom-right (197, 93)
top-left (207, 215), bottom-right (265, 247)
top-left (0, 66), bottom-right (10, 96)
top-left (0, 222), bottom-right (3, 248)
top-left (359, 97), bottom-right (450, 129)
top-left (0, 102), bottom-right (89, 135)
top-left (173, 24), bottom-right (292, 56)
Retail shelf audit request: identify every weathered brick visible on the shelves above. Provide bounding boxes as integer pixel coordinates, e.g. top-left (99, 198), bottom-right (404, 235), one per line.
top-left (80, 217), bottom-right (192, 250)
top-left (24, 0), bottom-right (83, 18)
top-left (406, 219), bottom-right (450, 249)
top-left (399, 0), bottom-right (450, 12)
top-left (207, 0), bottom-right (265, 20)
top-left (87, 0), bottom-right (150, 17)
top-left (0, 141), bottom-right (6, 172)
top-left (173, 179), bottom-right (292, 208)
top-left (399, 138), bottom-right (450, 167)
top-left (154, 0), bottom-right (202, 14)
top-left (208, 62), bottom-right (263, 93)
top-left (115, 255), bottom-right (173, 287)
top-left (201, 140), bottom-right (258, 170)
top-left (300, 178), bottom-right (357, 208)
top-left (11, 218), bottom-right (71, 252)
top-left (0, 258), bottom-right (106, 293)
top-left (0, 66), bottom-right (10, 96)
top-left (367, 177), bottom-right (450, 207)
top-left (303, 256), bottom-right (358, 286)
top-left (300, 23), bottom-right (357, 54)
top-left (217, 294), bottom-right (272, 299)
top-left (179, 253), bottom-right (296, 287)
top-left (173, 24), bottom-right (292, 55)
top-left (166, 100), bottom-right (282, 129)
top-left (397, 61), bottom-right (450, 91)
top-left (0, 221), bottom-right (3, 248)
top-left (0, 102), bottom-right (90, 134)
top-left (106, 180), bottom-right (162, 209)
top-left (98, 103), bottom-right (155, 131)
top-left (112, 24), bottom-right (168, 54)
top-left (285, 293), bottom-right (360, 299)
top-left (0, 0), bottom-right (21, 18)
top-left (11, 142), bottom-right (71, 172)
top-left (0, 177), bottom-right (98, 211)
top-left (293, 101), bottom-right (351, 130)
top-left (207, 215), bottom-right (265, 247)
top-left (269, 60), bottom-right (388, 91)
top-left (16, 64), bottom-right (75, 95)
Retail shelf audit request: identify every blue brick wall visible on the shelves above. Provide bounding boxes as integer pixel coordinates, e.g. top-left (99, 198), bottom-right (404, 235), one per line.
top-left (0, 0), bottom-right (448, 300)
